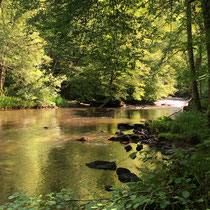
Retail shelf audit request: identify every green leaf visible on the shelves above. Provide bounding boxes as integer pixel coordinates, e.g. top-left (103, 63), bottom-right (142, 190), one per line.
top-left (48, 200), bottom-right (56, 206)
top-left (174, 178), bottom-right (182, 184)
top-left (182, 191), bottom-right (190, 198)
top-left (147, 174), bottom-right (155, 179)
top-left (126, 203), bottom-right (132, 208)
top-left (129, 152), bottom-right (137, 159)
top-left (133, 203), bottom-right (140, 208)
top-left (160, 202), bottom-right (167, 209)
top-left (8, 195), bottom-right (17, 200)
top-left (130, 195), bottom-right (137, 200)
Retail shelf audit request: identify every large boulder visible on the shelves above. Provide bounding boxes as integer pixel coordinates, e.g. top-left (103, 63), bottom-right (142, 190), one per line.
top-left (86, 161), bottom-right (116, 170)
top-left (124, 145), bottom-right (132, 152)
top-left (134, 124), bottom-right (145, 130)
top-left (118, 173), bottom-right (139, 183)
top-left (118, 123), bottom-right (134, 130)
top-left (128, 134), bottom-right (141, 143)
top-left (108, 135), bottom-right (130, 142)
top-left (116, 167), bottom-right (139, 183)
top-left (116, 167), bottom-right (131, 175)
top-left (136, 144), bottom-right (143, 151)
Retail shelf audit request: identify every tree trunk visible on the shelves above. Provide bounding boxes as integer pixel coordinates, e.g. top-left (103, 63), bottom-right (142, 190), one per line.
top-left (201, 0), bottom-right (210, 126)
top-left (185, 0), bottom-right (201, 111)
top-left (0, 60), bottom-right (6, 95)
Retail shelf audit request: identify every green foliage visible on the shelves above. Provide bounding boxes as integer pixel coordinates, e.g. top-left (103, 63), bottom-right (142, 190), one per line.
top-left (30, 0), bottom-right (179, 105)
top-left (149, 111), bottom-right (209, 144)
top-left (94, 145), bottom-right (210, 209)
top-left (0, 0), bottom-right (65, 107)
top-left (158, 132), bottom-right (184, 142)
top-left (200, 98), bottom-right (208, 109)
top-left (149, 116), bottom-right (173, 133)
top-left (170, 111), bottom-right (209, 143)
top-left (52, 95), bottom-right (69, 107)
top-left (0, 96), bottom-right (35, 109)
top-left (0, 189), bottom-right (78, 210)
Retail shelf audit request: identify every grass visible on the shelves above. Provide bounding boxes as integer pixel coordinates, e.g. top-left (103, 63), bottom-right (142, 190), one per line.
top-left (149, 111), bottom-right (209, 144)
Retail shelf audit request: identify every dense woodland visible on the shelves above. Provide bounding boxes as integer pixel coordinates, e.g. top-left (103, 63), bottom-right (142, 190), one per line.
top-left (0, 0), bottom-right (209, 110)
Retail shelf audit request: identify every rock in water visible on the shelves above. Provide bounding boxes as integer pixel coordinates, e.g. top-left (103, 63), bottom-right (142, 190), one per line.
top-left (118, 172), bottom-right (139, 183)
top-left (134, 124), bottom-right (145, 130)
top-left (136, 144), bottom-right (143, 151)
top-left (76, 137), bottom-right (90, 142)
top-left (124, 145), bottom-right (132, 152)
top-left (105, 185), bottom-right (113, 191)
top-left (86, 161), bottom-right (116, 170)
top-left (116, 167), bottom-right (131, 175)
top-left (117, 123), bottom-right (134, 130)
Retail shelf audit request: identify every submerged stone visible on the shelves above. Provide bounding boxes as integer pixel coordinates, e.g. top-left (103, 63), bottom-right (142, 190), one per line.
top-left (124, 145), bottom-right (132, 152)
top-left (86, 161), bottom-right (116, 170)
top-left (118, 172), bottom-right (139, 183)
top-left (105, 185), bottom-right (114, 191)
top-left (108, 135), bottom-right (130, 142)
top-left (134, 124), bottom-right (145, 130)
top-left (116, 167), bottom-right (131, 175)
top-left (76, 137), bottom-right (90, 142)
top-left (136, 144), bottom-right (143, 151)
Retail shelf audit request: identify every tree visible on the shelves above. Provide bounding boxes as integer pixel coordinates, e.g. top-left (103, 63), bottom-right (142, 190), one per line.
top-left (0, 0), bottom-right (63, 105)
top-left (185, 0), bottom-right (201, 111)
top-left (201, 0), bottom-right (210, 125)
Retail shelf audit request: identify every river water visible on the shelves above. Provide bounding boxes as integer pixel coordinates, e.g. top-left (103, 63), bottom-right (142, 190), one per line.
top-left (0, 106), bottom-right (178, 204)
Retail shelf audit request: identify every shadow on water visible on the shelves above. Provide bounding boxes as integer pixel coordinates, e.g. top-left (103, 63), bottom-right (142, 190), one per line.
top-left (0, 107), bottom-right (177, 204)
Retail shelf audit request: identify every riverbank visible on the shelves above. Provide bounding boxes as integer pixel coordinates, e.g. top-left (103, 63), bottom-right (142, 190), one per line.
top-left (0, 95), bottom-right (189, 111)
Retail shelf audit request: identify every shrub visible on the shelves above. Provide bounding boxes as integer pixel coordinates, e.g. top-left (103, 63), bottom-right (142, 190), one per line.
top-left (149, 116), bottom-right (173, 133)
top-left (158, 132), bottom-right (184, 142)
top-left (170, 111), bottom-right (209, 144)
top-left (0, 189), bottom-right (79, 209)
top-left (52, 95), bottom-right (69, 107)
top-left (95, 145), bottom-right (210, 209)
top-left (0, 96), bottom-right (35, 109)
top-left (150, 111), bottom-right (209, 144)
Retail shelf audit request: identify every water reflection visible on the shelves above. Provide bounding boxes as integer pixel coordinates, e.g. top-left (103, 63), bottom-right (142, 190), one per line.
top-left (0, 107), bottom-right (177, 204)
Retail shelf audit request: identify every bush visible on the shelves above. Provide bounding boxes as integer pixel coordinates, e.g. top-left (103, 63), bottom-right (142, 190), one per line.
top-left (149, 116), bottom-right (173, 133)
top-left (149, 111), bottom-right (209, 144)
top-left (0, 96), bottom-right (35, 109)
top-left (95, 144), bottom-right (210, 209)
top-left (0, 189), bottom-right (79, 209)
top-left (52, 95), bottom-right (69, 107)
top-left (170, 112), bottom-right (209, 144)
top-left (158, 132), bottom-right (184, 142)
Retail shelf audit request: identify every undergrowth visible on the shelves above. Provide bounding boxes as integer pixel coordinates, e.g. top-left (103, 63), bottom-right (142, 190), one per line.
top-left (51, 95), bottom-right (69, 107)
top-left (149, 111), bottom-right (209, 144)
top-left (0, 96), bottom-right (35, 109)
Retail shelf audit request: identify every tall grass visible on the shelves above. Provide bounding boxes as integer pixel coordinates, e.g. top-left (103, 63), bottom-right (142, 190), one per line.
top-left (149, 111), bottom-right (209, 144)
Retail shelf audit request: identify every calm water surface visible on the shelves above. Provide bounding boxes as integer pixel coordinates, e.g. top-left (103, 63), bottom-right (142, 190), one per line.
top-left (0, 107), bottom-right (178, 204)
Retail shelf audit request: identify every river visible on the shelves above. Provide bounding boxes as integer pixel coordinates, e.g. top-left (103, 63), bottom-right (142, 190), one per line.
top-left (0, 106), bottom-right (179, 204)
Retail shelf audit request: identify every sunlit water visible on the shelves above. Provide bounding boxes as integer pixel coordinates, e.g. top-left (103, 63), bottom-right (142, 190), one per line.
top-left (0, 106), bottom-right (179, 204)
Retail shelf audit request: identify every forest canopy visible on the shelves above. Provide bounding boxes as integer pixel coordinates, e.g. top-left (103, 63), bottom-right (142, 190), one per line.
top-left (0, 0), bottom-right (209, 109)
